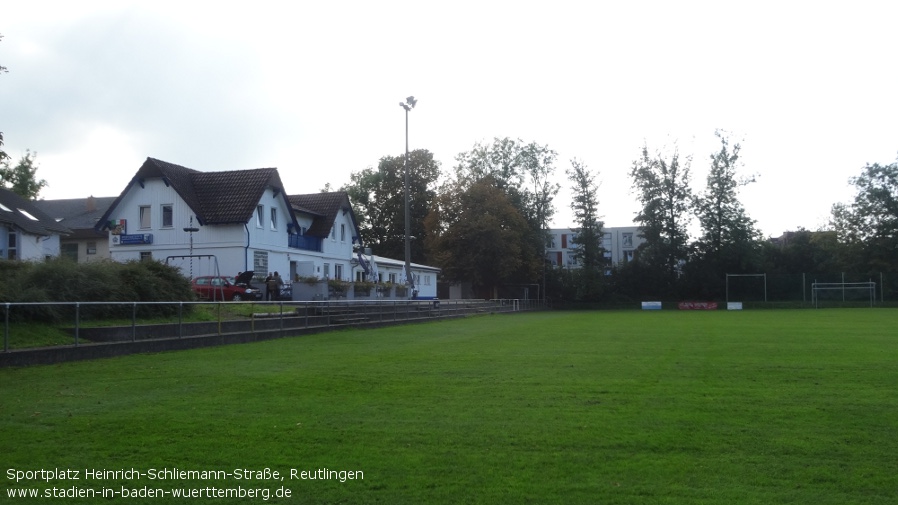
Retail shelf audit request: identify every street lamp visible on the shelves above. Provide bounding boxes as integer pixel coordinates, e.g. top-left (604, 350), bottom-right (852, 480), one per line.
top-left (399, 95), bottom-right (417, 298)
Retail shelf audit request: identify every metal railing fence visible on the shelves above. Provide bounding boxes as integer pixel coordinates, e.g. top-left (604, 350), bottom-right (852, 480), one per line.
top-left (2, 298), bottom-right (543, 353)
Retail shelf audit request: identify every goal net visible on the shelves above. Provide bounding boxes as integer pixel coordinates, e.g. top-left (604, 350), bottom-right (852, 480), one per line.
top-left (811, 281), bottom-right (876, 308)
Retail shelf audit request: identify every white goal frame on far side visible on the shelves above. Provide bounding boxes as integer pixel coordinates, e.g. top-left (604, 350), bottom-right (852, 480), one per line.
top-left (811, 281), bottom-right (876, 308)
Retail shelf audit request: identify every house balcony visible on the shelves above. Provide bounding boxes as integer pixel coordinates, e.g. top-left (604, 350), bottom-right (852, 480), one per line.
top-left (288, 234), bottom-right (323, 252)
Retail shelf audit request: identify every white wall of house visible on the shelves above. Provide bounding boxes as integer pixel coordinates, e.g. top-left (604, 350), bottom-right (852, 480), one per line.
top-left (5, 229), bottom-right (62, 261)
top-left (39, 235), bottom-right (61, 259)
top-left (289, 210), bottom-right (356, 282)
top-left (106, 181), bottom-right (299, 280)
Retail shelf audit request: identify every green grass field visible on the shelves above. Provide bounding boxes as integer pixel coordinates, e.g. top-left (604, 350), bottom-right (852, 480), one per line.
top-left (2, 309), bottom-right (897, 504)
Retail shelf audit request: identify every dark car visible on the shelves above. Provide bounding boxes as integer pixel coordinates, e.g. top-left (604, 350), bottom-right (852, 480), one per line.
top-left (191, 271), bottom-right (262, 301)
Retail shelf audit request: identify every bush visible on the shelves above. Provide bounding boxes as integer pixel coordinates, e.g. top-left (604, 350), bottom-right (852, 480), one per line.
top-left (0, 258), bottom-right (195, 322)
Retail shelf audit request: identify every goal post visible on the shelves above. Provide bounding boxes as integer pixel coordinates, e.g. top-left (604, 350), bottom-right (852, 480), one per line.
top-left (726, 274), bottom-right (767, 304)
top-left (811, 281), bottom-right (876, 308)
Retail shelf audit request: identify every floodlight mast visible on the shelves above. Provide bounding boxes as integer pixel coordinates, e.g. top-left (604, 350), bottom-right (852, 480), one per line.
top-left (399, 96), bottom-right (417, 298)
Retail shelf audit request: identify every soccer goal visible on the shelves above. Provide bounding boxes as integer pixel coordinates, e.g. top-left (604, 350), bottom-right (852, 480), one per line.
top-left (726, 273), bottom-right (767, 304)
top-left (811, 281), bottom-right (876, 308)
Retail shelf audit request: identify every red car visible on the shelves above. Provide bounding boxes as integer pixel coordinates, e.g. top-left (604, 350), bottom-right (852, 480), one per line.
top-left (191, 272), bottom-right (262, 301)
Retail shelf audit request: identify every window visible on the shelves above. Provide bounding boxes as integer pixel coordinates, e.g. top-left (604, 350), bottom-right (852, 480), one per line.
top-left (140, 251), bottom-right (152, 261)
top-left (335, 264), bottom-right (343, 281)
top-left (270, 208), bottom-right (277, 230)
top-left (389, 273), bottom-right (397, 284)
top-left (623, 250), bottom-right (635, 263)
top-left (139, 206), bottom-right (151, 229)
top-left (331, 226), bottom-right (336, 241)
top-left (7, 232), bottom-right (16, 260)
top-left (323, 263), bottom-right (331, 279)
top-left (162, 204), bottom-right (173, 228)
top-left (340, 224), bottom-right (346, 242)
top-left (256, 205), bottom-right (264, 228)
top-left (18, 209), bottom-right (39, 221)
top-left (622, 233), bottom-right (633, 248)
top-left (86, 241), bottom-right (97, 255)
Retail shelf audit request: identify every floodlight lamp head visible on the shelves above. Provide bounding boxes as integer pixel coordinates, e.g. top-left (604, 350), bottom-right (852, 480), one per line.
top-left (406, 96), bottom-right (417, 108)
top-left (399, 102), bottom-right (411, 111)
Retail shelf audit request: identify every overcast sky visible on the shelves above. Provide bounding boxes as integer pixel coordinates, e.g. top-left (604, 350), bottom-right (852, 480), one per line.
top-left (2, 1), bottom-right (896, 237)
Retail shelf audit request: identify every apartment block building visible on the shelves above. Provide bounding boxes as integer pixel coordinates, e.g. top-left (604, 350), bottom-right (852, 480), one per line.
top-left (545, 226), bottom-right (643, 271)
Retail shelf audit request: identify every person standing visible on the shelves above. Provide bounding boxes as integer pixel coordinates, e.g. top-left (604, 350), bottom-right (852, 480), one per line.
top-left (265, 272), bottom-right (276, 301)
top-left (274, 271), bottom-right (284, 300)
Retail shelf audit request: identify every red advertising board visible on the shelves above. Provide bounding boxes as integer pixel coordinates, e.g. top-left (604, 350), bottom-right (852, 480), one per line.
top-left (677, 301), bottom-right (718, 310)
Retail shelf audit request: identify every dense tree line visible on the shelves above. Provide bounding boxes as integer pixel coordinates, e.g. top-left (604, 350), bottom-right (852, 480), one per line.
top-left (341, 127), bottom-right (897, 303)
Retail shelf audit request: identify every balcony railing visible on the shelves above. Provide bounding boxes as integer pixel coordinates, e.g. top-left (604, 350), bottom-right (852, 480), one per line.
top-left (288, 234), bottom-right (322, 252)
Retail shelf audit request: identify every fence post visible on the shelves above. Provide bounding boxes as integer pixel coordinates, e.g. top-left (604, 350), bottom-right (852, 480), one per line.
top-left (178, 302), bottom-right (183, 339)
top-left (4, 303), bottom-right (9, 352)
top-left (74, 302), bottom-right (80, 347)
top-left (132, 302), bottom-right (137, 342)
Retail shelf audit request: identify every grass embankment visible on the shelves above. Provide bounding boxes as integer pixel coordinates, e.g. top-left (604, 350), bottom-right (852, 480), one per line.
top-left (1, 310), bottom-right (896, 504)
top-left (1, 303), bottom-right (258, 349)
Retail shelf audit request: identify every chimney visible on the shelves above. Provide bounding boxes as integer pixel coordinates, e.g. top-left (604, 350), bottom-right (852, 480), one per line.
top-left (86, 196), bottom-right (96, 212)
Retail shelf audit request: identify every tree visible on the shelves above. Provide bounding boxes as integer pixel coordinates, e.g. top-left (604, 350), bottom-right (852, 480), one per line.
top-left (342, 149), bottom-right (440, 264)
top-left (629, 142), bottom-right (692, 293)
top-left (759, 228), bottom-right (843, 274)
top-left (448, 137), bottom-right (560, 286)
top-left (830, 156), bottom-right (898, 272)
top-left (0, 131), bottom-right (7, 166)
top-left (0, 150), bottom-right (48, 200)
top-left (452, 137), bottom-right (559, 230)
top-left (566, 159), bottom-right (605, 300)
top-left (691, 130), bottom-right (761, 280)
top-left (425, 177), bottom-right (530, 298)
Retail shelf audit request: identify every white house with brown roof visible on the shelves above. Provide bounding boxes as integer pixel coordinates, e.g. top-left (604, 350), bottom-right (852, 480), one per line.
top-left (0, 187), bottom-right (71, 261)
top-left (94, 158), bottom-right (366, 287)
